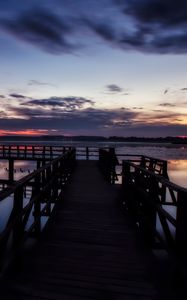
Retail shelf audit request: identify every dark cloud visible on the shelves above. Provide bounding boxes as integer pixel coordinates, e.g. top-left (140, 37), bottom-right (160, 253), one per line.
top-left (181, 88), bottom-right (187, 91)
top-left (0, 107), bottom-right (187, 137)
top-left (1, 1), bottom-right (187, 54)
top-left (83, 19), bottom-right (116, 42)
top-left (0, 95), bottom-right (5, 98)
top-left (159, 103), bottom-right (176, 107)
top-left (24, 96), bottom-right (95, 111)
top-left (0, 8), bottom-right (77, 54)
top-left (9, 93), bottom-right (26, 99)
top-left (114, 0), bottom-right (187, 54)
top-left (119, 0), bottom-right (187, 27)
top-left (1, 105), bottom-right (138, 132)
top-left (1, 92), bottom-right (187, 136)
top-left (106, 84), bottom-right (123, 93)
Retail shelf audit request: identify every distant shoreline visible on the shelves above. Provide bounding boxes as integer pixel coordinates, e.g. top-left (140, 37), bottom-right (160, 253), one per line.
top-left (0, 135), bottom-right (187, 145)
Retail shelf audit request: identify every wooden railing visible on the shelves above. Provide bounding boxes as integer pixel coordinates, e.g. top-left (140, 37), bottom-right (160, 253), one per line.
top-left (98, 147), bottom-right (169, 184)
top-left (0, 148), bottom-right (76, 272)
top-left (0, 145), bottom-right (99, 161)
top-left (122, 160), bottom-right (187, 255)
top-left (0, 145), bottom-right (68, 160)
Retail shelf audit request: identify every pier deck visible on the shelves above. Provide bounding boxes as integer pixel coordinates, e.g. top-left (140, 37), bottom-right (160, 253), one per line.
top-left (1, 160), bottom-right (161, 299)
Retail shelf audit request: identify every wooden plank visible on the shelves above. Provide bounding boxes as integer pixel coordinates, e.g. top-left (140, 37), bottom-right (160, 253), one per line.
top-left (1, 161), bottom-right (162, 299)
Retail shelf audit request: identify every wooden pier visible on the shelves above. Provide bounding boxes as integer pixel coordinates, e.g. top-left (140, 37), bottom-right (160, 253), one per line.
top-left (0, 146), bottom-right (186, 299)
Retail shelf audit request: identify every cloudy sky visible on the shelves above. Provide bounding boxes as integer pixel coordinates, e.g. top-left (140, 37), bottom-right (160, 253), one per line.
top-left (1, 0), bottom-right (187, 137)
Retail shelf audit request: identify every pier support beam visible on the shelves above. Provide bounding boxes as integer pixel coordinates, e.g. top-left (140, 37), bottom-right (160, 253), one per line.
top-left (9, 158), bottom-right (14, 182)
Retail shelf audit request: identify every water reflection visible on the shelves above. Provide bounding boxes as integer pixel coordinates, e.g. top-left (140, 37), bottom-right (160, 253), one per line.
top-left (0, 160), bottom-right (36, 181)
top-left (168, 159), bottom-right (187, 188)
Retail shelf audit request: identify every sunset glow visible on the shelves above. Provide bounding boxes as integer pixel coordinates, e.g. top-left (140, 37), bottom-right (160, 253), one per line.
top-left (0, 130), bottom-right (49, 136)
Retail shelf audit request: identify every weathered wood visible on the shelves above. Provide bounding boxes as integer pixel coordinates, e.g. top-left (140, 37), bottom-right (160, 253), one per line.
top-left (0, 160), bottom-right (160, 299)
top-left (0, 149), bottom-right (76, 272)
top-left (121, 159), bottom-right (187, 255)
top-left (176, 191), bottom-right (187, 256)
top-left (8, 158), bottom-right (14, 182)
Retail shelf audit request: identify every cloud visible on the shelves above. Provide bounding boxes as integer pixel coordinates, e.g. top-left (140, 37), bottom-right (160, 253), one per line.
top-left (0, 107), bottom-right (138, 133)
top-left (1, 93), bottom-right (187, 136)
top-left (0, 105), bottom-right (187, 137)
top-left (181, 88), bottom-right (187, 91)
top-left (132, 107), bottom-right (143, 110)
top-left (1, 1), bottom-right (187, 54)
top-left (0, 93), bottom-right (138, 132)
top-left (114, 0), bottom-right (187, 54)
top-left (164, 89), bottom-right (168, 94)
top-left (119, 0), bottom-right (187, 27)
top-left (106, 84), bottom-right (123, 93)
top-left (28, 80), bottom-right (56, 87)
top-left (159, 103), bottom-right (176, 107)
top-left (24, 96), bottom-right (95, 111)
top-left (0, 7), bottom-right (77, 54)
top-left (83, 19), bottom-right (116, 42)
top-left (0, 95), bottom-right (5, 98)
top-left (9, 93), bottom-right (26, 99)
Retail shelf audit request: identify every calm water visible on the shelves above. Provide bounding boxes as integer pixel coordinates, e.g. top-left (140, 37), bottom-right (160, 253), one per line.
top-left (0, 141), bottom-right (187, 187)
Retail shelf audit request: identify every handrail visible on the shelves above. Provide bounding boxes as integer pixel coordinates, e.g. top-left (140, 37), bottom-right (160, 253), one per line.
top-left (122, 160), bottom-right (187, 255)
top-left (0, 148), bottom-right (76, 272)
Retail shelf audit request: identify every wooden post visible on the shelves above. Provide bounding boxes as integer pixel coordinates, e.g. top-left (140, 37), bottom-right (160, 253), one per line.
top-left (13, 186), bottom-right (24, 247)
top-left (122, 161), bottom-right (131, 209)
top-left (24, 145), bottom-right (27, 158)
top-left (32, 146), bottom-right (35, 158)
top-left (2, 145), bottom-right (5, 157)
top-left (163, 161), bottom-right (168, 177)
top-left (37, 160), bottom-right (41, 169)
top-left (141, 176), bottom-right (158, 246)
top-left (50, 146), bottom-right (53, 158)
top-left (43, 146), bottom-right (46, 158)
top-left (86, 147), bottom-right (89, 160)
top-left (109, 148), bottom-right (116, 184)
top-left (9, 158), bottom-right (14, 182)
top-left (33, 173), bottom-right (41, 236)
top-left (176, 190), bottom-right (187, 256)
top-left (8, 145), bottom-right (11, 157)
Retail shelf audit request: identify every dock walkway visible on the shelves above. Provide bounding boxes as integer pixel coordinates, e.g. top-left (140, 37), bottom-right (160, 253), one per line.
top-left (1, 160), bottom-right (160, 299)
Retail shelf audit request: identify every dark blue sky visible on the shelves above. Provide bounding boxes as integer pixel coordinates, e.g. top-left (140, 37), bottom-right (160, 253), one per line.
top-left (0, 0), bottom-right (187, 136)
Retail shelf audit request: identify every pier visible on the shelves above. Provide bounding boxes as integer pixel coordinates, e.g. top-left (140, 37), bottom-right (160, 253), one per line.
top-left (0, 146), bottom-right (187, 299)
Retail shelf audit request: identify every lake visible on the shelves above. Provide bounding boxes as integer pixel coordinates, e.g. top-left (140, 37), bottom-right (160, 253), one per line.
top-left (0, 141), bottom-right (186, 187)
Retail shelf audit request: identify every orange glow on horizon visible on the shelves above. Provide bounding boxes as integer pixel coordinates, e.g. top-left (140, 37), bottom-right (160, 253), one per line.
top-left (0, 129), bottom-right (49, 136)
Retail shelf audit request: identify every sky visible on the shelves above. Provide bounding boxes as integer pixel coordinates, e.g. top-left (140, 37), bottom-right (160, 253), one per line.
top-left (1, 0), bottom-right (187, 137)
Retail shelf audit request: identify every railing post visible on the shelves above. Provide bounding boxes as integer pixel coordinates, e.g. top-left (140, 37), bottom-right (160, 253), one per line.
top-left (141, 176), bottom-right (158, 246)
top-left (86, 147), bottom-right (89, 160)
top-left (43, 146), bottom-right (46, 159)
top-left (50, 146), bottom-right (53, 158)
top-left (13, 186), bottom-right (24, 247)
top-left (24, 145), bottom-right (27, 158)
top-left (122, 160), bottom-right (136, 214)
top-left (2, 145), bottom-right (5, 157)
top-left (8, 158), bottom-right (14, 183)
top-left (163, 161), bottom-right (168, 177)
top-left (33, 173), bottom-right (41, 236)
top-left (109, 148), bottom-right (118, 184)
top-left (122, 160), bottom-right (131, 206)
top-left (176, 190), bottom-right (187, 256)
